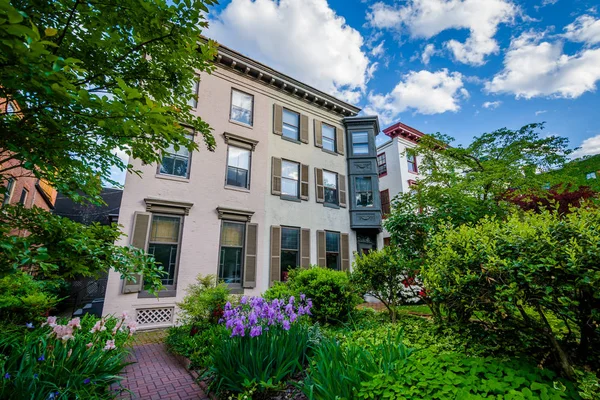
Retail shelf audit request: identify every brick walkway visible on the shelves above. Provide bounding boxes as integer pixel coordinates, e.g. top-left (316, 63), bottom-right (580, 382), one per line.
top-left (114, 342), bottom-right (209, 399)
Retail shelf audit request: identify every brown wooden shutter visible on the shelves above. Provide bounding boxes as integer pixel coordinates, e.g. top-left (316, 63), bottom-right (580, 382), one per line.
top-left (273, 104), bottom-right (283, 135)
top-left (317, 230), bottom-right (326, 267)
top-left (300, 164), bottom-right (309, 200)
top-left (243, 223), bottom-right (258, 288)
top-left (314, 120), bottom-right (323, 148)
top-left (270, 225), bottom-right (281, 285)
top-left (341, 233), bottom-right (350, 272)
top-left (336, 126), bottom-right (345, 155)
top-left (315, 168), bottom-right (324, 203)
top-left (338, 174), bottom-right (347, 208)
top-left (122, 212), bottom-right (151, 294)
top-left (301, 228), bottom-right (311, 268)
top-left (271, 157), bottom-right (282, 195)
top-left (381, 189), bottom-right (390, 217)
top-left (300, 114), bottom-right (309, 144)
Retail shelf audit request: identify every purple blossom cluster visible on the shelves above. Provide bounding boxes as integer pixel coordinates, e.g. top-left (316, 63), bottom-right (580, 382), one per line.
top-left (221, 294), bottom-right (312, 338)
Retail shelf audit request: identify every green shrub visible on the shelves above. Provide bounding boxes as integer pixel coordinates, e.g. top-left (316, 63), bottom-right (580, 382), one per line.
top-left (287, 266), bottom-right (361, 325)
top-left (166, 323), bottom-right (226, 370)
top-left (177, 274), bottom-right (230, 325)
top-left (302, 331), bottom-right (412, 400)
top-left (262, 281), bottom-right (296, 301)
top-left (0, 314), bottom-right (134, 399)
top-left (358, 352), bottom-right (580, 399)
top-left (207, 323), bottom-right (314, 396)
top-left (0, 272), bottom-right (60, 324)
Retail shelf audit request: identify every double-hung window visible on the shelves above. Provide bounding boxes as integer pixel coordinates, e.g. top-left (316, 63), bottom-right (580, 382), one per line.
top-left (159, 133), bottom-right (193, 178)
top-left (18, 188), bottom-right (28, 205)
top-left (281, 160), bottom-right (300, 199)
top-left (148, 215), bottom-right (182, 286)
top-left (325, 231), bottom-right (340, 270)
top-left (322, 124), bottom-right (336, 152)
top-left (2, 178), bottom-right (14, 206)
top-left (189, 77), bottom-right (200, 108)
top-left (280, 227), bottom-right (300, 281)
top-left (282, 109), bottom-right (300, 141)
top-left (323, 171), bottom-right (338, 205)
top-left (407, 150), bottom-right (418, 174)
top-left (352, 131), bottom-right (369, 155)
top-left (230, 89), bottom-right (254, 126)
top-left (226, 146), bottom-right (251, 189)
top-left (377, 153), bottom-right (387, 176)
top-left (355, 177), bottom-right (374, 207)
top-left (219, 221), bottom-right (245, 285)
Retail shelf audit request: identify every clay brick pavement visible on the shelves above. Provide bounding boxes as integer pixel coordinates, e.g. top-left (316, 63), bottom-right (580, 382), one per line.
top-left (113, 340), bottom-right (208, 399)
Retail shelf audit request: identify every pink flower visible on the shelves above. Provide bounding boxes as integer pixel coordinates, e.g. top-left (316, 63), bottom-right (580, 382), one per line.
top-left (90, 321), bottom-right (106, 334)
top-left (52, 325), bottom-right (74, 341)
top-left (121, 311), bottom-right (129, 320)
top-left (86, 342), bottom-right (93, 348)
top-left (127, 321), bottom-right (137, 334)
top-left (103, 340), bottom-right (116, 351)
top-left (42, 316), bottom-right (57, 328)
top-left (67, 317), bottom-right (81, 329)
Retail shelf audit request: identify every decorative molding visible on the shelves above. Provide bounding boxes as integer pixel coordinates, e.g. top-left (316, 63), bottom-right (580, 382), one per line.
top-left (223, 132), bottom-right (259, 151)
top-left (144, 198), bottom-right (193, 215)
top-left (354, 162), bottom-right (371, 170)
top-left (217, 206), bottom-right (255, 222)
top-left (383, 121), bottom-right (425, 144)
top-left (357, 213), bottom-right (376, 221)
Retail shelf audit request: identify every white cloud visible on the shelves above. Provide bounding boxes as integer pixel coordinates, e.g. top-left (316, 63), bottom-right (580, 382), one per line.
top-left (366, 0), bottom-right (518, 66)
top-left (371, 40), bottom-right (386, 57)
top-left (542, 0), bottom-right (559, 5)
top-left (485, 30), bottom-right (600, 98)
top-left (571, 134), bottom-right (600, 158)
top-left (535, 110), bottom-right (547, 115)
top-left (207, 0), bottom-right (372, 103)
top-left (482, 100), bottom-right (502, 109)
top-left (421, 43), bottom-right (436, 64)
top-left (363, 69), bottom-right (467, 125)
top-left (563, 15), bottom-right (600, 45)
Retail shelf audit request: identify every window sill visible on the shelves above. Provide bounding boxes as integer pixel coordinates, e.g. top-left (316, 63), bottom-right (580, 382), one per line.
top-left (282, 136), bottom-right (302, 145)
top-left (322, 149), bottom-right (339, 156)
top-left (155, 174), bottom-right (190, 183)
top-left (229, 119), bottom-right (253, 129)
top-left (138, 289), bottom-right (177, 298)
top-left (379, 172), bottom-right (388, 178)
top-left (227, 285), bottom-right (244, 295)
top-left (324, 202), bottom-right (340, 209)
top-left (224, 185), bottom-right (251, 193)
top-left (280, 195), bottom-right (301, 203)
top-left (408, 171), bottom-right (419, 176)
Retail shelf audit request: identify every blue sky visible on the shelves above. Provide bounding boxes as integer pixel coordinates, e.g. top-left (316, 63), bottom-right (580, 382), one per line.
top-left (204, 0), bottom-right (600, 154)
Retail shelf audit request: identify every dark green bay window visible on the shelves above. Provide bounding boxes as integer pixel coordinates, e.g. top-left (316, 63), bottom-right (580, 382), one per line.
top-left (355, 177), bottom-right (374, 207)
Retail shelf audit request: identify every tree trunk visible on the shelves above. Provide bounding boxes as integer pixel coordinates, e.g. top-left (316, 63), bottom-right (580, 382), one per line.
top-left (535, 304), bottom-right (574, 379)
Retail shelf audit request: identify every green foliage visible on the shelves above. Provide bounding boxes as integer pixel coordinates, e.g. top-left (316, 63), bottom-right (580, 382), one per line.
top-left (286, 266), bottom-right (362, 325)
top-left (1, 0), bottom-right (217, 200)
top-left (207, 323), bottom-right (314, 396)
top-left (177, 274), bottom-right (230, 325)
top-left (424, 207), bottom-right (600, 377)
top-left (351, 247), bottom-right (422, 322)
top-left (302, 332), bottom-right (412, 400)
top-left (0, 314), bottom-right (133, 399)
top-left (0, 272), bottom-right (60, 324)
top-left (166, 323), bottom-right (226, 371)
top-left (358, 352), bottom-right (580, 400)
top-left (262, 281), bottom-right (296, 302)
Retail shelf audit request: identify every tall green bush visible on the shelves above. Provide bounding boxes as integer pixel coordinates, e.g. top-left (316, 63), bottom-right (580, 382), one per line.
top-left (286, 266), bottom-right (361, 325)
top-left (424, 207), bottom-right (600, 378)
top-left (176, 274), bottom-right (230, 325)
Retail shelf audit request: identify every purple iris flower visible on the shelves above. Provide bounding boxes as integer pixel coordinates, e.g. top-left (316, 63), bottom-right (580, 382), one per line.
top-left (38, 355), bottom-right (45, 362)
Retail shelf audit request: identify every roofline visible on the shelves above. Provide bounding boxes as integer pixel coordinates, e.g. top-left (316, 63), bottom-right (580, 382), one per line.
top-left (383, 121), bottom-right (425, 144)
top-left (203, 37), bottom-right (361, 117)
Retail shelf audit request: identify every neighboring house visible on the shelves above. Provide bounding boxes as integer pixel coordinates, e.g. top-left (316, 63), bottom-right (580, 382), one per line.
top-left (102, 42), bottom-right (382, 328)
top-left (53, 188), bottom-right (123, 318)
top-left (54, 187), bottom-right (123, 226)
top-left (1, 99), bottom-right (57, 212)
top-left (376, 122), bottom-right (425, 246)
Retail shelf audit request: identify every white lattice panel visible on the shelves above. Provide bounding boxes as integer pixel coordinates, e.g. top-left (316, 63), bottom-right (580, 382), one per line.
top-left (136, 307), bottom-right (174, 325)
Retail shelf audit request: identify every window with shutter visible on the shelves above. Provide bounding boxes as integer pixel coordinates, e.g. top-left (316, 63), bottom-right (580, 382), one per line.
top-left (381, 189), bottom-right (391, 217)
top-left (219, 221), bottom-right (245, 285)
top-left (300, 114), bottom-right (309, 144)
top-left (122, 212), bottom-right (152, 294)
top-left (271, 157), bottom-right (282, 195)
top-left (322, 123), bottom-right (336, 152)
top-left (341, 233), bottom-right (350, 272)
top-left (314, 120), bottom-right (323, 148)
top-left (270, 226), bottom-right (282, 285)
top-left (316, 230), bottom-right (326, 267)
top-left (243, 223), bottom-right (258, 288)
top-left (301, 228), bottom-right (310, 268)
top-left (300, 164), bottom-right (309, 200)
top-left (281, 227), bottom-right (299, 281)
top-left (315, 168), bottom-right (324, 203)
top-left (325, 231), bottom-right (340, 270)
top-left (273, 104), bottom-right (283, 135)
top-left (339, 174), bottom-right (347, 208)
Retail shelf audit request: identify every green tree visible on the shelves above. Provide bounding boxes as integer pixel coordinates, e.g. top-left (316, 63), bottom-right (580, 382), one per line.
top-left (0, 0), bottom-right (218, 316)
top-left (351, 247), bottom-right (422, 322)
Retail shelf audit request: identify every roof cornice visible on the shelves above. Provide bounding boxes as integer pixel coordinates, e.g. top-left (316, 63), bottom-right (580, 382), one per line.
top-left (202, 38), bottom-right (361, 117)
top-left (383, 121), bottom-right (425, 144)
